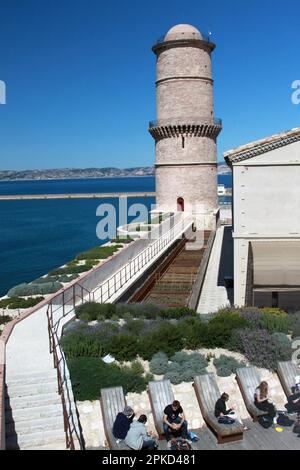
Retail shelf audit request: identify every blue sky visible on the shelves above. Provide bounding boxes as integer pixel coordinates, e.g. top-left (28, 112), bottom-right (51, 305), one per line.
top-left (0, 0), bottom-right (299, 170)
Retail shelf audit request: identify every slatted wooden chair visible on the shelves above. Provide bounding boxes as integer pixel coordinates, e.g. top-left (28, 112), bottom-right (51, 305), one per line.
top-left (100, 386), bottom-right (129, 450)
top-left (277, 361), bottom-right (300, 397)
top-left (236, 367), bottom-right (268, 421)
top-left (148, 380), bottom-right (174, 438)
top-left (193, 374), bottom-right (244, 444)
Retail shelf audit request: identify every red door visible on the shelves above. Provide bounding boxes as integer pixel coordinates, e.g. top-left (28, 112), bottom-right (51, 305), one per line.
top-left (177, 197), bottom-right (184, 212)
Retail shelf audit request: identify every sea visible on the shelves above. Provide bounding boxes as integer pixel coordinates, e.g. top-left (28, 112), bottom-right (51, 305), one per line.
top-left (0, 175), bottom-right (232, 297)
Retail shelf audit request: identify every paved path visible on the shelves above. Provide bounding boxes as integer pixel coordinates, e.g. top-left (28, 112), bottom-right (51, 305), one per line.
top-left (197, 226), bottom-right (231, 314)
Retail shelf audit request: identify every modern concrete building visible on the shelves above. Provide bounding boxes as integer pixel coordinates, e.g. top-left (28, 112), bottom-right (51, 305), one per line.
top-left (149, 24), bottom-right (222, 230)
top-left (225, 126), bottom-right (300, 310)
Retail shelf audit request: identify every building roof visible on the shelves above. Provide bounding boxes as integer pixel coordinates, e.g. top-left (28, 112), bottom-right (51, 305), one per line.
top-left (224, 126), bottom-right (300, 166)
top-left (164, 24), bottom-right (203, 41)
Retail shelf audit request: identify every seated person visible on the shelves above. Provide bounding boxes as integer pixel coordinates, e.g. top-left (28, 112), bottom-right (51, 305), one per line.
top-left (163, 400), bottom-right (189, 446)
top-left (286, 376), bottom-right (300, 415)
top-left (254, 381), bottom-right (277, 424)
top-left (215, 393), bottom-right (235, 418)
top-left (112, 406), bottom-right (135, 440)
top-left (125, 415), bottom-right (158, 451)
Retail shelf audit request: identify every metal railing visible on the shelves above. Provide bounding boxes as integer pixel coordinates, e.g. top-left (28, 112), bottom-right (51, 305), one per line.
top-left (92, 214), bottom-right (194, 303)
top-left (155, 32), bottom-right (212, 45)
top-left (47, 303), bottom-right (85, 450)
top-left (45, 213), bottom-right (193, 450)
top-left (149, 118), bottom-right (222, 129)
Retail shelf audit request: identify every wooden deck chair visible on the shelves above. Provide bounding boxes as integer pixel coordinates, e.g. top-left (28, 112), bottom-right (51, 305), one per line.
top-left (236, 367), bottom-right (268, 421)
top-left (277, 361), bottom-right (300, 397)
top-left (100, 386), bottom-right (129, 450)
top-left (193, 374), bottom-right (244, 444)
top-left (148, 380), bottom-right (174, 437)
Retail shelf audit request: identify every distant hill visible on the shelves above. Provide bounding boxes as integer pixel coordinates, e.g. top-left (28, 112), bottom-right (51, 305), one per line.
top-left (0, 164), bottom-right (231, 181)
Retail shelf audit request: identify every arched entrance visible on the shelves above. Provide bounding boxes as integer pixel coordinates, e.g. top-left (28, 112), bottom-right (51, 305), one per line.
top-left (177, 197), bottom-right (184, 212)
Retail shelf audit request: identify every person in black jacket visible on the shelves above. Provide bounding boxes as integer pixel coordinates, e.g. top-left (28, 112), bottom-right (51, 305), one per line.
top-left (112, 406), bottom-right (135, 440)
top-left (286, 376), bottom-right (300, 415)
top-left (214, 393), bottom-right (233, 418)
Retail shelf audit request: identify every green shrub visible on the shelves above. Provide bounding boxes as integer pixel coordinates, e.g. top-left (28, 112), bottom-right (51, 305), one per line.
top-left (137, 324), bottom-right (183, 360)
top-left (50, 265), bottom-right (88, 275)
top-left (75, 302), bottom-right (116, 321)
top-left (8, 282), bottom-right (63, 297)
top-left (58, 274), bottom-right (79, 283)
top-left (260, 308), bottom-right (287, 317)
top-left (180, 318), bottom-right (208, 349)
top-left (180, 367), bottom-right (207, 382)
top-left (0, 315), bottom-right (11, 325)
top-left (149, 352), bottom-right (169, 375)
top-left (205, 311), bottom-right (248, 348)
top-left (76, 245), bottom-right (120, 261)
top-left (0, 298), bottom-right (12, 308)
top-left (164, 369), bottom-right (183, 385)
top-left (271, 332), bottom-right (292, 362)
top-left (129, 360), bottom-right (144, 376)
top-left (237, 329), bottom-right (291, 371)
top-left (109, 334), bottom-right (139, 362)
top-left (213, 355), bottom-right (245, 377)
top-left (61, 330), bottom-right (105, 358)
top-left (33, 276), bottom-right (60, 284)
top-left (111, 237), bottom-right (133, 244)
top-left (122, 320), bottom-right (145, 336)
top-left (67, 357), bottom-right (147, 401)
top-left (5, 296), bottom-right (44, 309)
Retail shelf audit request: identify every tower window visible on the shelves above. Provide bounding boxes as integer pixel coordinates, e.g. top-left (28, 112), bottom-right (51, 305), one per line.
top-left (182, 136), bottom-right (185, 148)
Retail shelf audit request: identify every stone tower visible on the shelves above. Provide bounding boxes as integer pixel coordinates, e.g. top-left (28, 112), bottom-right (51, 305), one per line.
top-left (149, 24), bottom-right (222, 230)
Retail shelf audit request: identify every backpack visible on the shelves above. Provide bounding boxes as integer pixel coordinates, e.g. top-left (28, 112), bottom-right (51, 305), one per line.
top-left (293, 418), bottom-right (300, 434)
top-left (170, 438), bottom-right (192, 451)
top-left (258, 415), bottom-right (273, 429)
top-left (277, 412), bottom-right (294, 427)
top-left (218, 416), bottom-right (235, 425)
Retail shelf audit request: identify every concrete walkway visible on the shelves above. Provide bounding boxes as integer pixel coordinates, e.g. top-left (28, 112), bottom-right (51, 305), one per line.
top-left (197, 226), bottom-right (232, 314)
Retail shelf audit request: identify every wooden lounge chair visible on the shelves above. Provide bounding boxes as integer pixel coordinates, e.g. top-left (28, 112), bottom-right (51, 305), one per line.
top-left (236, 367), bottom-right (268, 421)
top-left (148, 380), bottom-right (174, 437)
top-left (277, 361), bottom-right (300, 397)
top-left (100, 386), bottom-right (129, 450)
top-left (193, 374), bottom-right (244, 444)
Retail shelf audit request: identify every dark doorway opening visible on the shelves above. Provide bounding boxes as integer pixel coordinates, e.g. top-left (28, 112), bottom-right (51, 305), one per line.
top-left (177, 197), bottom-right (184, 212)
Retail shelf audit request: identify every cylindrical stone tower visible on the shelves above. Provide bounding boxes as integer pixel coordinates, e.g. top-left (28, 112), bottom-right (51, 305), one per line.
top-left (149, 24), bottom-right (222, 230)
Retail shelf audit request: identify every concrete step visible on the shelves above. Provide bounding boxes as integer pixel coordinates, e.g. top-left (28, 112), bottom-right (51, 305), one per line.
top-left (6, 381), bottom-right (59, 398)
top-left (5, 392), bottom-right (62, 411)
top-left (5, 403), bottom-right (63, 424)
top-left (6, 427), bottom-right (66, 450)
top-left (6, 369), bottom-right (58, 386)
top-left (24, 441), bottom-right (67, 450)
top-left (5, 414), bottom-right (64, 437)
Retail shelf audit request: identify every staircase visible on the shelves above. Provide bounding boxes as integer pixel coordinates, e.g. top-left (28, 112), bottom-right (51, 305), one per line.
top-left (4, 305), bottom-right (81, 450)
top-left (5, 370), bottom-right (66, 450)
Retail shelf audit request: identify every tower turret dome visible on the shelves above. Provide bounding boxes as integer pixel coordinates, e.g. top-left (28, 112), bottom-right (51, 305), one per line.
top-left (164, 24), bottom-right (203, 41)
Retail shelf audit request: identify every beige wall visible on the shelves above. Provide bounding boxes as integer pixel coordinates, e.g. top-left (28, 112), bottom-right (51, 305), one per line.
top-left (232, 140), bottom-right (300, 306)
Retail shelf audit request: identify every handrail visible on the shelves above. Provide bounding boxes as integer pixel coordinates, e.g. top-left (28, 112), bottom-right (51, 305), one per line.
top-left (47, 303), bottom-right (85, 450)
top-left (44, 213), bottom-right (193, 450)
top-left (92, 214), bottom-right (194, 303)
top-left (149, 118), bottom-right (222, 128)
top-left (188, 229), bottom-right (217, 310)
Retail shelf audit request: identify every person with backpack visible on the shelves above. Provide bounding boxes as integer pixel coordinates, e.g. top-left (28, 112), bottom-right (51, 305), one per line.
top-left (286, 376), bottom-right (300, 415)
top-left (254, 381), bottom-right (277, 426)
top-left (125, 415), bottom-right (158, 451)
top-left (112, 406), bottom-right (135, 441)
top-left (163, 400), bottom-right (190, 448)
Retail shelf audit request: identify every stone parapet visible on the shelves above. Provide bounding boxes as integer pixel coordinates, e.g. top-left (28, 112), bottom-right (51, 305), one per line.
top-left (149, 122), bottom-right (222, 141)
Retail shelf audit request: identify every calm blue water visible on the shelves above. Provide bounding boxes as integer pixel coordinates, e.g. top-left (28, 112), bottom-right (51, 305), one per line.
top-left (0, 175), bottom-right (232, 296)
